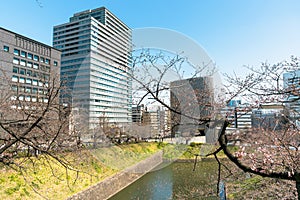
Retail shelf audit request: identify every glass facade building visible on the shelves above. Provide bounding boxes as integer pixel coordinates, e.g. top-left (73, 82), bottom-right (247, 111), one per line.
top-left (53, 7), bottom-right (132, 135)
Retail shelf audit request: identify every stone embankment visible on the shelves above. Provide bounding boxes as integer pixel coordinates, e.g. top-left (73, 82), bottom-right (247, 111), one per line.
top-left (68, 150), bottom-right (163, 200)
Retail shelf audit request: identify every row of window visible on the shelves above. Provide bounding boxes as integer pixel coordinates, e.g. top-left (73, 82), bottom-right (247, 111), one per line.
top-left (10, 95), bottom-right (48, 103)
top-left (53, 19), bottom-right (89, 32)
top-left (3, 46), bottom-right (58, 67)
top-left (12, 75), bottom-right (49, 87)
top-left (13, 57), bottom-right (51, 72)
top-left (11, 85), bottom-right (48, 95)
top-left (13, 66), bottom-right (49, 80)
top-left (14, 48), bottom-right (51, 64)
top-left (90, 86), bottom-right (129, 100)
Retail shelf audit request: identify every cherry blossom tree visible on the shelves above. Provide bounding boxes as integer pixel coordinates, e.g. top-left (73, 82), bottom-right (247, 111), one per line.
top-left (132, 49), bottom-right (300, 198)
top-left (219, 56), bottom-right (300, 198)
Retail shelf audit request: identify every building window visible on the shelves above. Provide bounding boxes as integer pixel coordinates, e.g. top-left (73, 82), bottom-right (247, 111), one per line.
top-left (54, 61), bottom-right (58, 66)
top-left (13, 67), bottom-right (19, 74)
top-left (33, 63), bottom-right (39, 69)
top-left (19, 95), bottom-right (24, 101)
top-left (20, 59), bottom-right (26, 66)
top-left (32, 96), bottom-right (37, 102)
top-left (21, 51), bottom-right (27, 58)
top-left (26, 78), bottom-right (32, 84)
top-left (19, 77), bottom-right (25, 83)
top-left (25, 96), bottom-right (31, 101)
top-left (14, 49), bottom-right (20, 56)
top-left (12, 75), bottom-right (18, 82)
top-left (13, 57), bottom-right (19, 65)
top-left (32, 79), bottom-right (38, 86)
top-left (40, 57), bottom-right (45, 63)
top-left (28, 53), bottom-right (33, 59)
top-left (45, 59), bottom-right (50, 65)
top-left (45, 66), bottom-right (50, 72)
top-left (32, 88), bottom-right (38, 93)
top-left (11, 85), bottom-right (18, 92)
top-left (25, 87), bottom-right (31, 93)
top-left (3, 46), bottom-right (9, 52)
top-left (20, 68), bottom-right (25, 75)
top-left (19, 86), bottom-right (25, 92)
top-left (33, 55), bottom-right (39, 61)
top-left (27, 62), bottom-right (33, 68)
top-left (26, 70), bottom-right (32, 76)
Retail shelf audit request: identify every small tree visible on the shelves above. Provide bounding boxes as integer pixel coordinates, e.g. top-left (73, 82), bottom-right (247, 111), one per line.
top-left (0, 69), bottom-right (80, 172)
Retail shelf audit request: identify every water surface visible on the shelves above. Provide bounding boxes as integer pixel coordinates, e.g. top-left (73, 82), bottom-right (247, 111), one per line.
top-left (109, 160), bottom-right (219, 199)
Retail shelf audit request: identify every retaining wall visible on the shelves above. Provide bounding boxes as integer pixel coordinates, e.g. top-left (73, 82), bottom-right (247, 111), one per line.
top-left (68, 150), bottom-right (163, 200)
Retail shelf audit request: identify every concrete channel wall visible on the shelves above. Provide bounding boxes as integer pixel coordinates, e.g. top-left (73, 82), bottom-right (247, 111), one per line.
top-left (68, 150), bottom-right (163, 200)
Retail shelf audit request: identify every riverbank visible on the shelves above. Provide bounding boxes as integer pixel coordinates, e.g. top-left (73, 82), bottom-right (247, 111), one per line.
top-left (2, 142), bottom-right (294, 199)
top-left (0, 142), bottom-right (162, 200)
top-left (68, 151), bottom-right (163, 200)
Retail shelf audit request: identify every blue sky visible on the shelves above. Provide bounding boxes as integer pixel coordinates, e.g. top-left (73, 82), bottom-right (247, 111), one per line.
top-left (1, 0), bottom-right (300, 75)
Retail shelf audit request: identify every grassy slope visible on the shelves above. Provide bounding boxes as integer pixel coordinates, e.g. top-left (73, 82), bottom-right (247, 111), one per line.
top-left (0, 142), bottom-right (160, 200)
top-left (2, 142), bottom-right (292, 199)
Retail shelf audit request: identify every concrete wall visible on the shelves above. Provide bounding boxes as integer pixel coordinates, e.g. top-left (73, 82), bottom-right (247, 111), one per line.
top-left (68, 151), bottom-right (163, 200)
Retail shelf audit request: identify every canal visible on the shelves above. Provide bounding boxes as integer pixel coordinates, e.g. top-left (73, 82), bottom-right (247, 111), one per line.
top-left (109, 160), bottom-right (220, 199)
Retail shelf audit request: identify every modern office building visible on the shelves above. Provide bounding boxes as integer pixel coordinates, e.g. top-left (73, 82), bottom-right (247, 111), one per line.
top-left (53, 7), bottom-right (132, 140)
top-left (170, 76), bottom-right (214, 137)
top-left (132, 104), bottom-right (144, 123)
top-left (0, 27), bottom-right (61, 104)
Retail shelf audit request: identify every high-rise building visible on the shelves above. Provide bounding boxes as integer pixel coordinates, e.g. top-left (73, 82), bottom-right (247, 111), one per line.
top-left (0, 27), bottom-right (61, 104)
top-left (53, 7), bottom-right (132, 139)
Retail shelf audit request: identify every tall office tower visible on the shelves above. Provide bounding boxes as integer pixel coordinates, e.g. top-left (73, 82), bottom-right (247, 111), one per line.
top-left (0, 27), bottom-right (61, 104)
top-left (53, 7), bottom-right (132, 139)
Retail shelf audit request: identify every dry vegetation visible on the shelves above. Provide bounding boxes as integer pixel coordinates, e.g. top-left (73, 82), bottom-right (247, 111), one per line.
top-left (0, 142), bottom-right (160, 200)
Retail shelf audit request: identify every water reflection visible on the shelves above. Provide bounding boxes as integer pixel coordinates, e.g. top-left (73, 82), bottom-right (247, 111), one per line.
top-left (109, 160), bottom-right (219, 200)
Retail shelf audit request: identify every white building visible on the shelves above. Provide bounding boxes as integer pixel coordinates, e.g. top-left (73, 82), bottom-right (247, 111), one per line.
top-left (222, 100), bottom-right (252, 129)
top-left (53, 7), bottom-right (132, 141)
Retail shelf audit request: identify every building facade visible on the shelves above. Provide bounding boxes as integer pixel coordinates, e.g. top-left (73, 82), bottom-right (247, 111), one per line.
top-left (53, 7), bottom-right (132, 141)
top-left (0, 27), bottom-right (61, 104)
top-left (283, 70), bottom-right (300, 121)
top-left (252, 103), bottom-right (287, 130)
top-left (132, 104), bottom-right (144, 123)
top-left (170, 76), bottom-right (214, 137)
top-left (221, 100), bottom-right (252, 129)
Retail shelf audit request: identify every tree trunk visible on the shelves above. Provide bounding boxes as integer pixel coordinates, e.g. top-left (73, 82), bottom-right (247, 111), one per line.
top-left (297, 181), bottom-right (300, 200)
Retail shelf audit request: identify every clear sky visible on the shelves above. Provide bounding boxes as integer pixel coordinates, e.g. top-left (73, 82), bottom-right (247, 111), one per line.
top-left (1, 0), bottom-right (300, 75)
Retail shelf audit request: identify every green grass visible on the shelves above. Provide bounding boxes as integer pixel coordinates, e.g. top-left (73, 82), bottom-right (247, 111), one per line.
top-left (0, 142), bottom-right (242, 200)
top-left (0, 142), bottom-right (161, 200)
